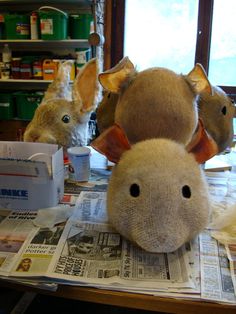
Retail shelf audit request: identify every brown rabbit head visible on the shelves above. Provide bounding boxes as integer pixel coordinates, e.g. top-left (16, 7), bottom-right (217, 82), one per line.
top-left (24, 58), bottom-right (99, 148)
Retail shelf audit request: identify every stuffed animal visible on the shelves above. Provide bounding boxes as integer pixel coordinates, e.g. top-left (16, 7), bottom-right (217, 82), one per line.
top-left (98, 57), bottom-right (212, 146)
top-left (96, 91), bottom-right (118, 134)
top-left (24, 58), bottom-right (99, 148)
top-left (91, 124), bottom-right (216, 253)
top-left (198, 86), bottom-right (235, 153)
top-left (96, 58), bottom-right (235, 153)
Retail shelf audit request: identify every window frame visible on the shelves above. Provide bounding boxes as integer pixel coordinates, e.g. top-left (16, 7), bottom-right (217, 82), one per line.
top-left (105, 0), bottom-right (236, 100)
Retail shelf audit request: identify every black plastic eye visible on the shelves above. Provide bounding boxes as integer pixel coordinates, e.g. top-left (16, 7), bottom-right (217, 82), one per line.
top-left (62, 115), bottom-right (70, 123)
top-left (182, 185), bottom-right (191, 198)
top-left (130, 183), bottom-right (140, 197)
top-left (221, 106), bottom-right (227, 115)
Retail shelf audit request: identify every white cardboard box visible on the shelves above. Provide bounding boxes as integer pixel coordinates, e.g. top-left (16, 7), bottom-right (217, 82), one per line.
top-left (0, 141), bottom-right (64, 210)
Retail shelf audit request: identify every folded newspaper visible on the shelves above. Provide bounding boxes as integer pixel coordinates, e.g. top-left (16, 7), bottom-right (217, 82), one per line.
top-left (0, 171), bottom-right (236, 304)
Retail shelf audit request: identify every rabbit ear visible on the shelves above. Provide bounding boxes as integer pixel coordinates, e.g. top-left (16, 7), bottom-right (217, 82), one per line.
top-left (187, 63), bottom-right (213, 95)
top-left (187, 119), bottom-right (218, 164)
top-left (91, 124), bottom-right (131, 163)
top-left (98, 57), bottom-right (135, 93)
top-left (72, 58), bottom-right (99, 112)
top-left (42, 60), bottom-right (73, 102)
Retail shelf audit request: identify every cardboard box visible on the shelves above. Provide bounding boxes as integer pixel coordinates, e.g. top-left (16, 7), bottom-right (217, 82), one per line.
top-left (0, 141), bottom-right (64, 210)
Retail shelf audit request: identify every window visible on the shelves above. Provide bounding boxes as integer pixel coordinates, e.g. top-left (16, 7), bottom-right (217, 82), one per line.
top-left (208, 0), bottom-right (236, 86)
top-left (108, 0), bottom-right (236, 100)
top-left (124, 0), bottom-right (199, 73)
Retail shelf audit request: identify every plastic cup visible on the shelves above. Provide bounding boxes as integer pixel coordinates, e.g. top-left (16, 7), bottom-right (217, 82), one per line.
top-left (67, 146), bottom-right (91, 182)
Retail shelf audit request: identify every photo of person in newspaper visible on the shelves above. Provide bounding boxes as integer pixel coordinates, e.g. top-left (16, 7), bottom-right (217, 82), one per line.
top-left (31, 226), bottom-right (64, 246)
top-left (101, 246), bottom-right (122, 259)
top-left (66, 230), bottom-right (122, 261)
top-left (67, 233), bottom-right (94, 257)
top-left (103, 269), bottom-right (120, 278)
top-left (16, 257), bottom-right (32, 272)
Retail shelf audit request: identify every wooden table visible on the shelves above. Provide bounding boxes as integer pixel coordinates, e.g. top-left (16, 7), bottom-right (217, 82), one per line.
top-left (1, 280), bottom-right (236, 314)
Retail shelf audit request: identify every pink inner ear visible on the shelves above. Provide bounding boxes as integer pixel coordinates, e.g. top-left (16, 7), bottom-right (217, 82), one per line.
top-left (91, 124), bottom-right (131, 163)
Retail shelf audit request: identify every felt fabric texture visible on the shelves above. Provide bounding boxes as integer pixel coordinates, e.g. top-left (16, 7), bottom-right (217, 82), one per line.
top-left (115, 68), bottom-right (198, 146)
top-left (199, 85), bottom-right (235, 153)
top-left (107, 138), bottom-right (211, 253)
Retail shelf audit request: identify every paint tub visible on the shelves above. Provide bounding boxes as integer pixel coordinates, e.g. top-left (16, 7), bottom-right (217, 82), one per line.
top-left (39, 6), bottom-right (68, 40)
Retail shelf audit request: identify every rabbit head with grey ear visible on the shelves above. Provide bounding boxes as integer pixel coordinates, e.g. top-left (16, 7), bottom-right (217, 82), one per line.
top-left (24, 58), bottom-right (99, 148)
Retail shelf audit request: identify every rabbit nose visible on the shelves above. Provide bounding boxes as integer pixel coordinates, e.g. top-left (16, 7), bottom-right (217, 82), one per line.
top-left (29, 133), bottom-right (40, 142)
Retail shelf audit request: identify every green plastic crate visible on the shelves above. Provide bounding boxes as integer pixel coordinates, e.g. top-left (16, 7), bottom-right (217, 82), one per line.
top-left (14, 91), bottom-right (44, 120)
top-left (0, 93), bottom-right (14, 120)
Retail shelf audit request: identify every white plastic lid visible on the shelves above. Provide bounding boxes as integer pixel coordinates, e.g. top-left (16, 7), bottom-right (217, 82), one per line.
top-left (67, 146), bottom-right (90, 157)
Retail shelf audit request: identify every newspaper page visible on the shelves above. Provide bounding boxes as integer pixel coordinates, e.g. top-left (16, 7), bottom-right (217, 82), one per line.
top-left (45, 191), bottom-right (195, 292)
top-left (10, 222), bottom-right (66, 278)
top-left (0, 210), bottom-right (38, 276)
top-left (226, 244), bottom-right (236, 294)
top-left (71, 191), bottom-right (108, 223)
top-left (199, 231), bottom-right (236, 303)
top-left (0, 209), bottom-right (59, 290)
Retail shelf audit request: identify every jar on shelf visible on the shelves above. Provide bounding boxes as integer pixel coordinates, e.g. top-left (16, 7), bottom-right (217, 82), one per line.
top-left (11, 57), bottom-right (21, 79)
top-left (20, 58), bottom-right (32, 79)
top-left (32, 59), bottom-right (43, 80)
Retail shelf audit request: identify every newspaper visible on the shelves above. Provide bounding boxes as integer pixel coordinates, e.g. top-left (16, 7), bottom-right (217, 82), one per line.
top-left (0, 210), bottom-right (38, 276)
top-left (199, 231), bottom-right (236, 303)
top-left (8, 192), bottom-right (194, 293)
top-left (0, 176), bottom-right (236, 304)
top-left (47, 219), bottom-right (195, 291)
top-left (226, 244), bottom-right (236, 293)
top-left (0, 209), bottom-right (58, 290)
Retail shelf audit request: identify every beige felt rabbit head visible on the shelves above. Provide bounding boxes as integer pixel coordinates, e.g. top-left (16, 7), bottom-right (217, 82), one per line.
top-left (24, 58), bottom-right (99, 148)
top-left (98, 57), bottom-right (212, 146)
top-left (91, 124), bottom-right (217, 253)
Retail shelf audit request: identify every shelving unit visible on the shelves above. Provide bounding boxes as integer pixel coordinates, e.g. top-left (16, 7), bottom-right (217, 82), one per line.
top-left (0, 0), bottom-right (103, 140)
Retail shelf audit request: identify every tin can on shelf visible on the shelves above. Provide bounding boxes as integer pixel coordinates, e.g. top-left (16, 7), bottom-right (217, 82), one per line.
top-left (33, 59), bottom-right (43, 80)
top-left (11, 57), bottom-right (21, 79)
top-left (20, 58), bottom-right (32, 79)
